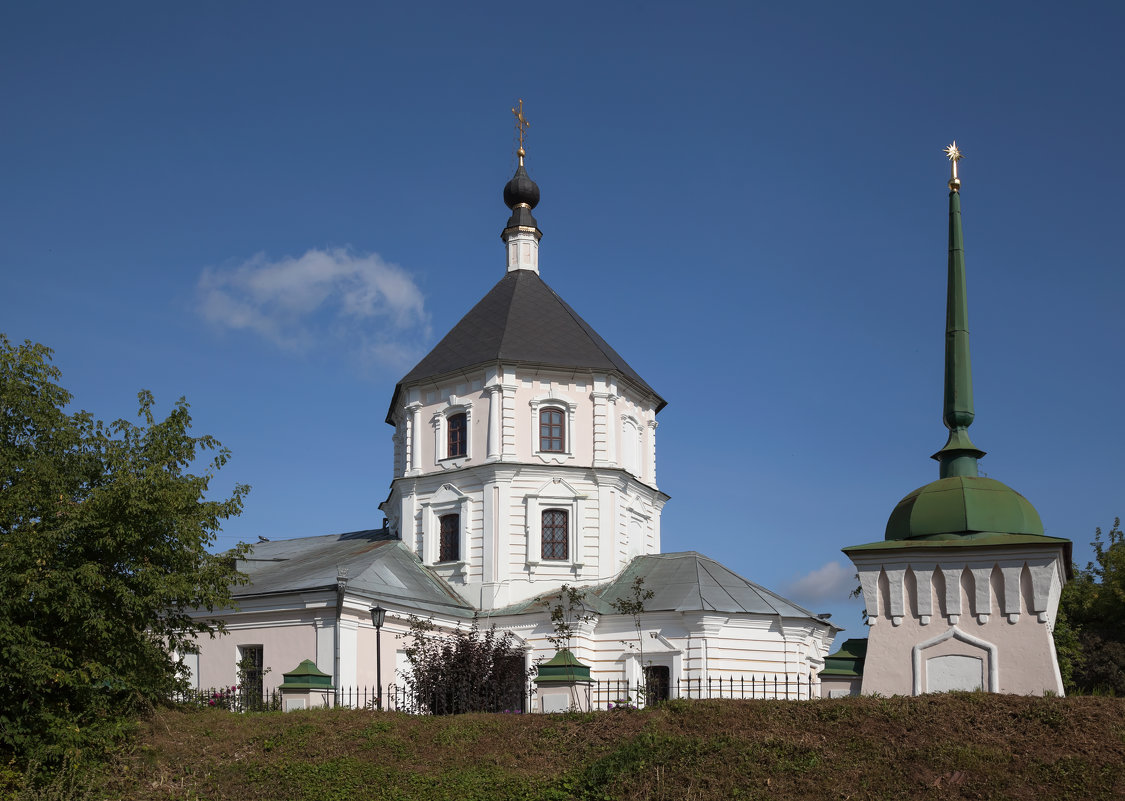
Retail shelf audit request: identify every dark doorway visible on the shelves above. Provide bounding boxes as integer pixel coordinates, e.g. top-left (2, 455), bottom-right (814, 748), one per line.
top-left (644, 665), bottom-right (670, 704)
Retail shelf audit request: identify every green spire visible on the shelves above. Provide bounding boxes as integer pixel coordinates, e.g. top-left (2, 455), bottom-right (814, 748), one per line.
top-left (932, 143), bottom-right (985, 478)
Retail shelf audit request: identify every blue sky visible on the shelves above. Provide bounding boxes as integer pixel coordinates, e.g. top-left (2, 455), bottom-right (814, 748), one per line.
top-left (3, 2), bottom-right (1121, 637)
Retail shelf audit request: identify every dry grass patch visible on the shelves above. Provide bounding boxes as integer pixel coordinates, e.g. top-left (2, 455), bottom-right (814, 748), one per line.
top-left (94, 694), bottom-right (1125, 801)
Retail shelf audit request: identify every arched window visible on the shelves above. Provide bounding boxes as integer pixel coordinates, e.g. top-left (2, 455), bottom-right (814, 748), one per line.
top-left (542, 509), bottom-right (568, 560)
top-left (447, 412), bottom-right (467, 458)
top-left (439, 514), bottom-right (459, 562)
top-left (539, 408), bottom-right (565, 453)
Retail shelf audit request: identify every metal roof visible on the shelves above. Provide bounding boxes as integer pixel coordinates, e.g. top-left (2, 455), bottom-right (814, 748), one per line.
top-left (487, 552), bottom-right (836, 625)
top-left (387, 269), bottom-right (665, 422)
top-left (590, 552), bottom-right (835, 622)
top-left (234, 529), bottom-right (475, 617)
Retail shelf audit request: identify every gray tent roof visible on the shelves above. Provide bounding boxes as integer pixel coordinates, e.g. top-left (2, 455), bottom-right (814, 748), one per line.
top-left (490, 552), bottom-right (837, 626)
top-left (590, 552), bottom-right (833, 621)
top-left (234, 529), bottom-right (474, 617)
top-left (387, 270), bottom-right (665, 422)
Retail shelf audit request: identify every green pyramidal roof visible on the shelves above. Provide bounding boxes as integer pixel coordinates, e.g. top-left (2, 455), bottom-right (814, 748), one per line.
top-left (535, 649), bottom-right (592, 684)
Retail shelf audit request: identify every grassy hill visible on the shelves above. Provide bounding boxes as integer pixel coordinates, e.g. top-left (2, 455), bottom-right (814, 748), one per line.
top-left (75, 694), bottom-right (1125, 800)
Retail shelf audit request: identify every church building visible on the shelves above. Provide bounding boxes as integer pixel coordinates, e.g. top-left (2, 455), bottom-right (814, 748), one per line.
top-left (186, 123), bottom-right (838, 706)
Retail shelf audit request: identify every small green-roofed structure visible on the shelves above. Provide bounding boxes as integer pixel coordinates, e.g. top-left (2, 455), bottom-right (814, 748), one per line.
top-left (821, 639), bottom-right (866, 678)
top-left (535, 649), bottom-right (593, 713)
top-left (820, 638), bottom-right (866, 697)
top-left (278, 659), bottom-right (334, 691)
top-left (535, 649), bottom-right (592, 684)
top-left (278, 659), bottom-right (334, 711)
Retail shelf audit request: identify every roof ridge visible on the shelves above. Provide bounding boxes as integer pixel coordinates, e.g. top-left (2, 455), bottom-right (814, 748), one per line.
top-left (495, 270), bottom-right (530, 356)
top-left (696, 557), bottom-right (746, 612)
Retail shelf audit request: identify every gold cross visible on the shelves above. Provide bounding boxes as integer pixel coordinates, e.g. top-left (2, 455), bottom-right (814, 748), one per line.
top-left (512, 98), bottom-right (530, 158)
top-left (944, 141), bottom-right (964, 190)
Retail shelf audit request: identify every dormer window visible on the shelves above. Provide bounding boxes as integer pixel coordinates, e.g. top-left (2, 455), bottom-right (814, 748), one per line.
top-left (539, 408), bottom-right (565, 452)
top-left (447, 413), bottom-right (467, 458)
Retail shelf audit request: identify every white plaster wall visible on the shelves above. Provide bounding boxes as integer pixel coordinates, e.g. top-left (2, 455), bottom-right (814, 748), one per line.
top-left (383, 460), bottom-right (665, 610)
top-left (851, 545), bottom-right (1067, 696)
top-left (388, 365), bottom-right (661, 486)
top-left (193, 608), bottom-right (321, 692)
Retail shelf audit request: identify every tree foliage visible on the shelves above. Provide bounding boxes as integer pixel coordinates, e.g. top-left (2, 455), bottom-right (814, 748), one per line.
top-left (400, 617), bottom-right (532, 714)
top-left (0, 336), bottom-right (249, 762)
top-left (611, 576), bottom-right (654, 667)
top-left (545, 583), bottom-right (595, 653)
top-left (1058, 517), bottom-right (1125, 694)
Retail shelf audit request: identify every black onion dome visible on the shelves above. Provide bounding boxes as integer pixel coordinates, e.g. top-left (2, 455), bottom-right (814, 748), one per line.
top-left (503, 164), bottom-right (540, 210)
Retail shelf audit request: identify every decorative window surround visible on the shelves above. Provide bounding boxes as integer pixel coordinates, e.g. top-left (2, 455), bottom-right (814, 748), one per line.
top-left (526, 477), bottom-right (585, 573)
top-left (912, 626), bottom-right (999, 694)
top-left (433, 396), bottom-right (473, 468)
top-left (421, 484), bottom-right (470, 575)
top-left (529, 395), bottom-right (576, 463)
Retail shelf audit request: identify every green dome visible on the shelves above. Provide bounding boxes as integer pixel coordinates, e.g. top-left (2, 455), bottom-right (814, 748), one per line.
top-left (885, 476), bottom-right (1043, 541)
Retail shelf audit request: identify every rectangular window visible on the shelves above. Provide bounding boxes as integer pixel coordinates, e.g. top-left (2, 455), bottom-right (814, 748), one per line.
top-left (447, 413), bottom-right (467, 458)
top-left (539, 408), bottom-right (564, 452)
top-left (238, 644), bottom-right (264, 700)
top-left (439, 514), bottom-right (460, 562)
top-left (542, 509), bottom-right (568, 560)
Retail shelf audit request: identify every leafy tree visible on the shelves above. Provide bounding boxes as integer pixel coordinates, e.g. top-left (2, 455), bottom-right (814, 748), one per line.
top-left (1058, 517), bottom-right (1125, 694)
top-left (0, 336), bottom-right (248, 763)
top-left (400, 617), bottom-right (532, 714)
top-left (545, 583), bottom-right (595, 653)
top-left (611, 575), bottom-right (655, 670)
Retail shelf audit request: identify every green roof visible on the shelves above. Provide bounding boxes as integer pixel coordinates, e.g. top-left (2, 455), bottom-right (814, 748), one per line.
top-left (535, 649), bottom-right (592, 684)
top-left (883, 476), bottom-right (1043, 541)
top-left (821, 638), bottom-right (867, 678)
top-left (278, 659), bottom-right (335, 691)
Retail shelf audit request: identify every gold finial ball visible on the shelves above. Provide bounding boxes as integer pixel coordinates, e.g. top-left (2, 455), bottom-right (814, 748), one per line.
top-left (948, 176), bottom-right (961, 191)
top-left (517, 147), bottom-right (526, 158)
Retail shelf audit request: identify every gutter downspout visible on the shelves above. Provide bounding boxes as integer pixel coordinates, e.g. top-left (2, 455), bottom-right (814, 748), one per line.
top-left (335, 573), bottom-right (349, 692)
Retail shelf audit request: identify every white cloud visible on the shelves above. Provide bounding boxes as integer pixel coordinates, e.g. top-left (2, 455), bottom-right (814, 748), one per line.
top-left (198, 248), bottom-right (430, 368)
top-left (782, 561), bottom-right (856, 605)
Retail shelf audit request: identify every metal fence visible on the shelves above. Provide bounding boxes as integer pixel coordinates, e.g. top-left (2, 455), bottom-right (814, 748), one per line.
top-left (593, 673), bottom-right (817, 708)
top-left (174, 673), bottom-right (816, 714)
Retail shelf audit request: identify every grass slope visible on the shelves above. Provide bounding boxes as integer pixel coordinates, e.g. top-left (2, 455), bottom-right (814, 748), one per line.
top-left (96, 694), bottom-right (1123, 801)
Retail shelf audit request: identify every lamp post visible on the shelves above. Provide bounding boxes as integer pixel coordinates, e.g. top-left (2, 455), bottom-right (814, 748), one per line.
top-left (370, 605), bottom-right (386, 710)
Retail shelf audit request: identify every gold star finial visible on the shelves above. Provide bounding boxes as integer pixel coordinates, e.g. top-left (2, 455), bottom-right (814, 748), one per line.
top-left (512, 98), bottom-right (530, 164)
top-left (944, 141), bottom-right (963, 191)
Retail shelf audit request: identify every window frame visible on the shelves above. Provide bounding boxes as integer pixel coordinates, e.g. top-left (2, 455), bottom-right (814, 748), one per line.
top-left (421, 483), bottom-right (470, 570)
top-left (446, 412), bottom-right (467, 459)
top-left (434, 397), bottom-right (473, 466)
top-left (539, 407), bottom-right (565, 453)
top-left (528, 395), bottom-right (575, 463)
top-left (237, 644), bottom-right (265, 698)
top-left (525, 477), bottom-right (583, 571)
top-left (438, 513), bottom-right (460, 562)
top-left (541, 508), bottom-right (569, 560)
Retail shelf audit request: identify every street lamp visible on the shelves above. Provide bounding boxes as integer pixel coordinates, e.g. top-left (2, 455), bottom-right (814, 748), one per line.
top-left (370, 605), bottom-right (386, 710)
